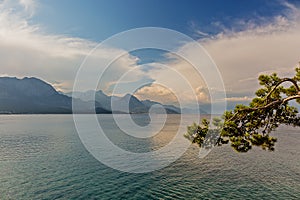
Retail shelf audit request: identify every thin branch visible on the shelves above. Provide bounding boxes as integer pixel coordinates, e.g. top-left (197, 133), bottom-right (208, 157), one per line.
top-left (228, 95), bottom-right (300, 122)
top-left (227, 78), bottom-right (299, 122)
top-left (265, 78), bottom-right (299, 99)
top-left (282, 94), bottom-right (300, 103)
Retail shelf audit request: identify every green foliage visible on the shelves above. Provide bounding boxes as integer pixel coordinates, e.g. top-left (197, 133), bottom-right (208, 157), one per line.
top-left (185, 67), bottom-right (300, 152)
top-left (184, 119), bottom-right (208, 146)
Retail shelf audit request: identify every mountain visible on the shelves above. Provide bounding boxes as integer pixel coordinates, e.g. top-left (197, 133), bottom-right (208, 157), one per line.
top-left (0, 77), bottom-right (111, 114)
top-left (68, 90), bottom-right (115, 111)
top-left (182, 107), bottom-right (208, 114)
top-left (67, 91), bottom-right (181, 114)
top-left (68, 90), bottom-right (151, 113)
top-left (141, 100), bottom-right (181, 114)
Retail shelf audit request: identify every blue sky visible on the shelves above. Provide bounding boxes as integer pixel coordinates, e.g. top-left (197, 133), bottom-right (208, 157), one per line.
top-left (1, 0), bottom-right (300, 110)
top-left (32, 0), bottom-right (290, 41)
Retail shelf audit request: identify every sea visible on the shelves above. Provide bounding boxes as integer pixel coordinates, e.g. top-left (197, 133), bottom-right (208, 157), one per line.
top-left (0, 114), bottom-right (299, 199)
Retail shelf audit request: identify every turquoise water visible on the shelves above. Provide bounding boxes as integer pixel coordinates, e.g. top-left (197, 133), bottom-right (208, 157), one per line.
top-left (0, 115), bottom-right (299, 199)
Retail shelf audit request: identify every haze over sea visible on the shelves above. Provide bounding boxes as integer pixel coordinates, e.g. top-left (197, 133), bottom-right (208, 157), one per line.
top-left (0, 114), bottom-right (299, 199)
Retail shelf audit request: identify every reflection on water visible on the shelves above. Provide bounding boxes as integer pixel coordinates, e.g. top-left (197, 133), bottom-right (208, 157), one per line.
top-left (97, 114), bottom-right (183, 153)
top-left (0, 115), bottom-right (299, 199)
top-left (76, 114), bottom-right (195, 173)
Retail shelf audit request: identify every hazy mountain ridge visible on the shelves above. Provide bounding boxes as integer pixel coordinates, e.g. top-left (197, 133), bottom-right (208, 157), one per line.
top-left (0, 77), bottom-right (70, 114)
top-left (0, 77), bottom-right (181, 114)
top-left (0, 77), bottom-right (111, 114)
top-left (66, 90), bottom-right (181, 114)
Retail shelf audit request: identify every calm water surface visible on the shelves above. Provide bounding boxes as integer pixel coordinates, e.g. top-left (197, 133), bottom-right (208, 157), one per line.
top-left (0, 115), bottom-right (299, 199)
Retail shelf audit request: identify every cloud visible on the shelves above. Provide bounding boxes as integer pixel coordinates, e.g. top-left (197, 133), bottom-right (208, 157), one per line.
top-left (195, 30), bottom-right (210, 37)
top-left (134, 84), bottom-right (178, 104)
top-left (158, 1), bottom-right (300, 106)
top-left (0, 0), bottom-right (142, 92)
top-left (200, 2), bottom-right (300, 95)
top-left (132, 1), bottom-right (300, 109)
top-left (225, 96), bottom-right (252, 102)
top-left (19, 0), bottom-right (36, 16)
top-left (136, 59), bottom-right (213, 107)
top-left (194, 86), bottom-right (210, 102)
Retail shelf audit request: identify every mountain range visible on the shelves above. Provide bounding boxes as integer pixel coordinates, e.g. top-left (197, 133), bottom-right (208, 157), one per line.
top-left (0, 77), bottom-right (181, 114)
top-left (65, 90), bottom-right (180, 114)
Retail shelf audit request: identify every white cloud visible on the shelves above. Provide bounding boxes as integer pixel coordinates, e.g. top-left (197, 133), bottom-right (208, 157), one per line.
top-left (19, 0), bottom-right (36, 16)
top-left (225, 96), bottom-right (252, 102)
top-left (156, 1), bottom-right (300, 104)
top-left (133, 62), bottom-right (213, 106)
top-left (0, 0), bottom-right (142, 92)
top-left (200, 3), bottom-right (300, 94)
top-left (137, 60), bottom-right (212, 107)
top-left (134, 84), bottom-right (178, 104)
top-left (132, 1), bottom-right (300, 108)
top-left (194, 86), bottom-right (210, 102)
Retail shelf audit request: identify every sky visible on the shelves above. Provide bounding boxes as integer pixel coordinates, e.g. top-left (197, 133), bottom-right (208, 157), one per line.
top-left (1, 0), bottom-right (300, 110)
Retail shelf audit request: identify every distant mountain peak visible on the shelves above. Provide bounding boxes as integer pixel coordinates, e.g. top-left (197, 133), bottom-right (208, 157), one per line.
top-left (96, 90), bottom-right (105, 94)
top-left (64, 89), bottom-right (182, 114)
top-left (0, 76), bottom-right (111, 114)
top-left (122, 93), bottom-right (133, 98)
top-left (0, 76), bottom-right (58, 97)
